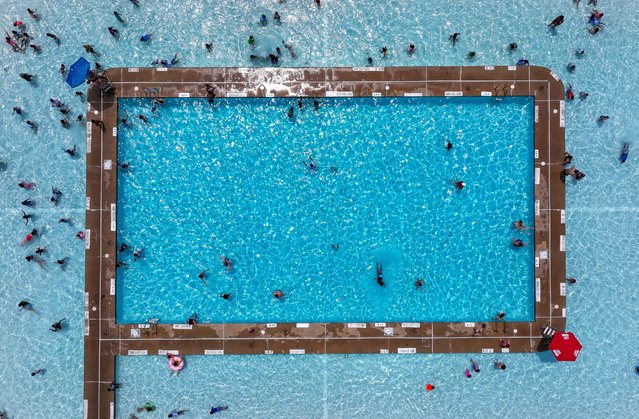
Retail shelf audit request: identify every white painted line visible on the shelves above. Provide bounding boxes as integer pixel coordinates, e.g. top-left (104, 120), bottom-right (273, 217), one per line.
top-left (398, 348), bottom-right (416, 354)
top-left (347, 323), bottom-right (366, 328)
top-left (374, 322), bottom-right (386, 327)
top-left (535, 167), bottom-right (540, 184)
top-left (501, 348), bottom-right (510, 353)
top-left (130, 329), bottom-right (141, 338)
top-left (464, 322), bottom-right (475, 328)
top-left (110, 402), bottom-right (114, 419)
top-left (540, 250), bottom-right (548, 260)
top-left (127, 350), bottom-right (147, 355)
top-left (535, 149), bottom-right (539, 159)
top-left (535, 105), bottom-right (539, 123)
top-left (264, 350), bottom-right (274, 354)
top-left (481, 91), bottom-right (492, 96)
top-left (85, 229), bottom-right (90, 250)
top-left (536, 278), bottom-right (541, 302)
top-left (296, 323), bottom-right (310, 328)
top-left (380, 349), bottom-right (389, 354)
top-left (326, 91), bottom-right (353, 97)
top-left (560, 283), bottom-right (566, 296)
top-left (559, 101), bottom-right (565, 127)
top-left (481, 348), bottom-right (494, 353)
top-left (266, 323), bottom-right (277, 328)
top-left (352, 66), bottom-right (384, 71)
top-left (112, 127), bottom-right (117, 137)
top-left (226, 92), bottom-right (248, 97)
top-left (178, 92), bottom-right (190, 98)
top-left (156, 67), bottom-right (168, 72)
top-left (158, 349), bottom-right (179, 355)
top-left (484, 66), bottom-right (495, 70)
top-left (127, 67), bottom-right (139, 72)
top-left (404, 92), bottom-right (423, 97)
top-left (104, 160), bottom-right (112, 170)
top-left (289, 349), bottom-right (305, 354)
top-left (535, 257), bottom-right (540, 268)
top-left (561, 209), bottom-right (566, 224)
top-left (84, 400), bottom-right (88, 419)
top-left (372, 92), bottom-right (382, 97)
top-left (535, 200), bottom-right (540, 216)
top-left (402, 322), bottom-right (420, 328)
top-left (562, 308), bottom-right (566, 317)
top-left (508, 66), bottom-right (517, 71)
top-left (444, 91), bottom-right (463, 96)
top-left (110, 204), bottom-right (116, 232)
top-left (85, 196), bottom-right (90, 210)
top-left (110, 278), bottom-right (115, 295)
top-left (173, 324), bottom-right (193, 330)
top-left (549, 71), bottom-right (559, 81)
top-left (560, 235), bottom-right (566, 251)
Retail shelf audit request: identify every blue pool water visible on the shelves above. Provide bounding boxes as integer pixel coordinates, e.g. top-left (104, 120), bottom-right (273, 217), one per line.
top-left (116, 96), bottom-right (534, 324)
top-left (1, 0), bottom-right (638, 418)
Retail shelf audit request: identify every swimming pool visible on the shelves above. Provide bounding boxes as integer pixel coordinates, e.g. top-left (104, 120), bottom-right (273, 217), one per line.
top-left (1, 0), bottom-right (638, 417)
top-left (116, 96), bottom-right (535, 324)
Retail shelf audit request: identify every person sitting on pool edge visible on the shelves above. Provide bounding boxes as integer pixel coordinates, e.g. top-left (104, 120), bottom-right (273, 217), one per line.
top-left (375, 262), bottom-right (384, 286)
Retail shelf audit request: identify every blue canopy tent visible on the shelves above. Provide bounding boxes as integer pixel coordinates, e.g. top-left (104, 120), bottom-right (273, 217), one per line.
top-left (65, 57), bottom-right (90, 88)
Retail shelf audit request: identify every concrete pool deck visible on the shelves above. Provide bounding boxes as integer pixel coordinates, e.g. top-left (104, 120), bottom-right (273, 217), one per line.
top-left (84, 66), bottom-right (565, 417)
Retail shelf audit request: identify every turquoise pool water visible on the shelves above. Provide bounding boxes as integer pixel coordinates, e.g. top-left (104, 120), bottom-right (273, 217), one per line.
top-left (1, 0), bottom-right (638, 418)
top-left (116, 96), bottom-right (534, 324)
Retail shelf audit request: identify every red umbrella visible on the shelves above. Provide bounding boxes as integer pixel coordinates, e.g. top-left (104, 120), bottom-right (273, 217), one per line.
top-left (549, 332), bottom-right (582, 362)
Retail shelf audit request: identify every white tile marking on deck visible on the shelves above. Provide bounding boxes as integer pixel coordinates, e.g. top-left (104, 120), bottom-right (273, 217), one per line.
top-left (226, 92), bottom-right (247, 97)
top-left (445, 91), bottom-right (463, 96)
top-left (535, 257), bottom-right (540, 268)
top-left (85, 196), bottom-right (90, 210)
top-left (384, 327), bottom-right (393, 336)
top-left (481, 91), bottom-right (492, 96)
top-left (103, 160), bottom-right (112, 170)
top-left (484, 66), bottom-right (495, 70)
top-left (178, 92), bottom-right (190, 98)
top-left (535, 168), bottom-right (540, 184)
top-left (296, 323), bottom-right (310, 328)
top-left (112, 127), bottom-right (117, 137)
top-left (402, 323), bottom-right (420, 328)
top-left (289, 349), bottom-right (305, 354)
top-left (464, 322), bottom-right (475, 328)
top-left (84, 310), bottom-right (89, 336)
top-left (158, 349), bottom-right (179, 355)
top-left (137, 324), bottom-right (150, 329)
top-left (84, 400), bottom-right (88, 419)
top-left (404, 92), bottom-right (423, 97)
top-left (502, 348), bottom-right (510, 353)
top-left (85, 229), bottom-right (90, 249)
top-left (374, 322), bottom-right (386, 327)
top-left (549, 71), bottom-right (559, 81)
top-left (347, 323), bottom-right (366, 328)
top-left (110, 204), bottom-right (116, 232)
top-left (535, 149), bottom-right (539, 159)
top-left (507, 66), bottom-right (517, 71)
top-left (127, 350), bottom-right (148, 355)
top-left (173, 324), bottom-right (193, 330)
top-left (156, 67), bottom-right (168, 72)
top-left (264, 350), bottom-right (274, 354)
top-left (127, 67), bottom-right (139, 72)
top-left (352, 66), bottom-right (384, 71)
top-left (204, 349), bottom-right (224, 355)
top-left (265, 93), bottom-right (274, 97)
top-left (535, 200), bottom-right (540, 216)
top-left (560, 235), bottom-right (566, 251)
top-left (481, 348), bottom-right (494, 353)
top-left (326, 91), bottom-right (353, 97)
top-left (560, 283), bottom-right (566, 296)
top-left (130, 329), bottom-right (141, 338)
top-left (561, 209), bottom-right (566, 224)
top-left (535, 105), bottom-right (539, 123)
top-left (562, 308), bottom-right (566, 318)
top-left (380, 349), bottom-right (389, 354)
top-left (110, 402), bottom-right (114, 419)
top-left (266, 323), bottom-right (277, 328)
top-left (86, 122), bottom-right (92, 153)
top-left (372, 92), bottom-right (382, 97)
top-left (398, 348), bottom-right (416, 354)
top-left (536, 278), bottom-right (541, 302)
top-left (110, 278), bottom-right (115, 295)
top-left (559, 100), bottom-right (565, 127)
top-left (540, 250), bottom-right (548, 260)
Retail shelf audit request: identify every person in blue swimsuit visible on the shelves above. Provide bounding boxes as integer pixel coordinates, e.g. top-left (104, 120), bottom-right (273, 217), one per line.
top-left (210, 405), bottom-right (228, 414)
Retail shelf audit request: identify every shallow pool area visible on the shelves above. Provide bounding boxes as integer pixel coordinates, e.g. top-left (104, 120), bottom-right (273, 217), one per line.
top-left (116, 96), bottom-right (534, 324)
top-left (1, 0), bottom-right (638, 418)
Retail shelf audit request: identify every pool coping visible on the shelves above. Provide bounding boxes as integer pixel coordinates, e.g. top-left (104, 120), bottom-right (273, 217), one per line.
top-left (83, 66), bottom-right (566, 418)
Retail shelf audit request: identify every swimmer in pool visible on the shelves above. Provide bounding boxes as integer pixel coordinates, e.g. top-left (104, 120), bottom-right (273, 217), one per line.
top-left (198, 269), bottom-right (209, 286)
top-left (303, 156), bottom-right (317, 171)
top-left (375, 262), bottom-right (384, 286)
top-left (221, 256), bottom-right (233, 271)
top-left (512, 238), bottom-right (526, 247)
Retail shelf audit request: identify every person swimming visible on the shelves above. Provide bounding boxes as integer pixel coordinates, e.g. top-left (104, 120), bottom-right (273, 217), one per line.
top-left (548, 15), bottom-right (564, 28)
top-left (133, 248), bottom-right (143, 261)
top-left (18, 300), bottom-right (34, 311)
top-left (619, 142), bottom-right (629, 164)
top-left (445, 139), bottom-right (453, 151)
top-left (273, 290), bottom-right (285, 299)
top-left (375, 262), bottom-right (384, 286)
top-left (210, 406), bottom-right (228, 414)
top-left (450, 180), bottom-right (465, 190)
top-left (50, 318), bottom-right (66, 332)
top-left (566, 84), bottom-right (575, 100)
top-left (415, 278), bottom-right (424, 289)
top-left (221, 256), bottom-right (233, 271)
top-left (512, 238), bottom-right (525, 247)
top-left (303, 156), bottom-right (317, 172)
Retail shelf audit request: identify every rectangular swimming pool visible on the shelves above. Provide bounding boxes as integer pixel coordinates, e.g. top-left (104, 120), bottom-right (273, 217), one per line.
top-left (116, 96), bottom-right (534, 324)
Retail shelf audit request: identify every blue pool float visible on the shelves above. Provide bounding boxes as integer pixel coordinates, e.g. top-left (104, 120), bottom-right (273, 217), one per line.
top-left (620, 142), bottom-right (629, 164)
